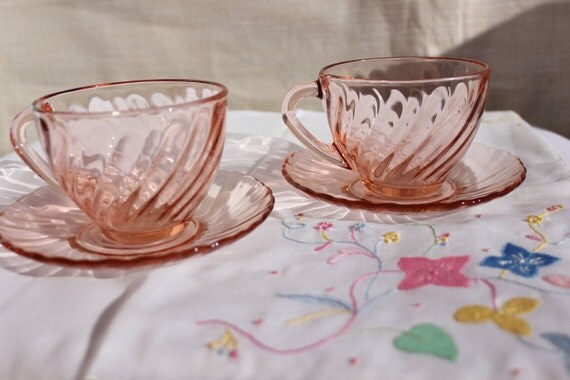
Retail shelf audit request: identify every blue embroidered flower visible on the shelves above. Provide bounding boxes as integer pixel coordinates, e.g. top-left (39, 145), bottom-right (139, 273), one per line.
top-left (480, 243), bottom-right (560, 278)
top-left (349, 223), bottom-right (367, 232)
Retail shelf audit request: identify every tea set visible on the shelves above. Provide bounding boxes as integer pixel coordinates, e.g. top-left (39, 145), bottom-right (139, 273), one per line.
top-left (0, 57), bottom-right (526, 268)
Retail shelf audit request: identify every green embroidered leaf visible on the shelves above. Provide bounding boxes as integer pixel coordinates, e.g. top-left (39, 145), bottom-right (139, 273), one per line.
top-left (394, 323), bottom-right (459, 361)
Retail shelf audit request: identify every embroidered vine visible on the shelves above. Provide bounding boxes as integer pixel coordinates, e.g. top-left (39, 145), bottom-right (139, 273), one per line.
top-left (199, 214), bottom-right (460, 361)
top-left (525, 205), bottom-right (568, 252)
top-left (197, 211), bottom-right (568, 374)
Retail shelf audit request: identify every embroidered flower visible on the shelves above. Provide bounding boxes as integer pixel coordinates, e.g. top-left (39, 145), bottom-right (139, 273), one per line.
top-left (349, 222), bottom-right (367, 232)
top-left (383, 231), bottom-right (400, 244)
top-left (397, 256), bottom-right (472, 290)
top-left (454, 297), bottom-right (540, 336)
top-left (480, 243), bottom-right (560, 278)
top-left (437, 233), bottom-right (451, 246)
top-left (527, 215), bottom-right (544, 225)
top-left (207, 329), bottom-right (240, 358)
top-left (313, 221), bottom-right (334, 251)
top-left (314, 222), bottom-right (333, 232)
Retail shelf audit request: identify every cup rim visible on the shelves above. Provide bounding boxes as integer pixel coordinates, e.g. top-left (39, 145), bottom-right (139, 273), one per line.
top-left (31, 79), bottom-right (228, 116)
top-left (319, 56), bottom-right (490, 83)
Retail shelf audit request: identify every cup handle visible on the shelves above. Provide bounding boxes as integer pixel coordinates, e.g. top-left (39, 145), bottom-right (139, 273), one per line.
top-left (10, 108), bottom-right (63, 191)
top-left (281, 81), bottom-right (348, 168)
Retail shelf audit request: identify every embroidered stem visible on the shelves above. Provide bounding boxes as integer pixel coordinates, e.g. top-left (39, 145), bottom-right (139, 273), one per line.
top-left (321, 230), bottom-right (332, 242)
top-left (276, 293), bottom-right (352, 311)
top-left (281, 215), bottom-right (305, 230)
top-left (491, 276), bottom-right (570, 297)
top-left (528, 222), bottom-right (549, 252)
top-left (479, 278), bottom-right (500, 310)
top-left (526, 205), bottom-right (565, 252)
top-left (359, 289), bottom-right (396, 313)
top-left (287, 308), bottom-right (350, 326)
top-left (327, 249), bottom-right (376, 264)
top-left (364, 270), bottom-right (381, 302)
top-left (197, 272), bottom-right (378, 355)
top-left (419, 223), bottom-right (438, 256)
top-left (282, 228), bottom-right (326, 246)
top-left (362, 242), bottom-right (385, 301)
top-left (315, 241), bottom-right (332, 252)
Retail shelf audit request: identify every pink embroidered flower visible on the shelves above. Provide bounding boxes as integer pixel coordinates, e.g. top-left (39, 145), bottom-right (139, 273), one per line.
top-left (314, 222), bottom-right (333, 232)
top-left (397, 256), bottom-right (472, 290)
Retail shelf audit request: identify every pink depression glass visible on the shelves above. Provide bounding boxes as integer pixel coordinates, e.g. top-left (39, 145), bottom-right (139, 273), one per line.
top-left (10, 79), bottom-right (227, 248)
top-left (282, 57), bottom-right (490, 199)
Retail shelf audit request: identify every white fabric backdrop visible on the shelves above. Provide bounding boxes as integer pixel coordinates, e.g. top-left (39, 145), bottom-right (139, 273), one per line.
top-left (1, 0), bottom-right (569, 155)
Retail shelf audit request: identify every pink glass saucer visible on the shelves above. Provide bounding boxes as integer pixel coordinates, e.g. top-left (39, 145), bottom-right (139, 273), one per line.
top-left (0, 171), bottom-right (274, 268)
top-left (282, 143), bottom-right (526, 213)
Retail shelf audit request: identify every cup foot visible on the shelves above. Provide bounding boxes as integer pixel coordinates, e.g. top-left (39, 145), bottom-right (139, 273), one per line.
top-left (101, 223), bottom-right (188, 245)
top-left (362, 181), bottom-right (445, 199)
top-left (349, 180), bottom-right (456, 205)
top-left (70, 221), bottom-right (206, 257)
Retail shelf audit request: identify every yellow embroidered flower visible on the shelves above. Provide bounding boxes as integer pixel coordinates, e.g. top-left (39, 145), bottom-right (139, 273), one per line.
top-left (437, 233), bottom-right (450, 246)
top-left (527, 214), bottom-right (544, 225)
top-left (383, 231), bottom-right (400, 244)
top-left (207, 329), bottom-right (239, 357)
top-left (454, 297), bottom-right (540, 336)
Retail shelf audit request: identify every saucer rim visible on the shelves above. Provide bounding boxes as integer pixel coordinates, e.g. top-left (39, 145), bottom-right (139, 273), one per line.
top-left (0, 171), bottom-right (274, 269)
top-left (282, 143), bottom-right (527, 213)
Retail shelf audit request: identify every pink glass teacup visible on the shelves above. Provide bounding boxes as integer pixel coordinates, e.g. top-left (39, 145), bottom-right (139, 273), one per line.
top-left (282, 57), bottom-right (490, 200)
top-left (11, 79), bottom-right (227, 250)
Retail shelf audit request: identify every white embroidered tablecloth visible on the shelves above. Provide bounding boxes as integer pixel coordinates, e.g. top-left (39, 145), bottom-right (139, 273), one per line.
top-left (0, 111), bottom-right (569, 380)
